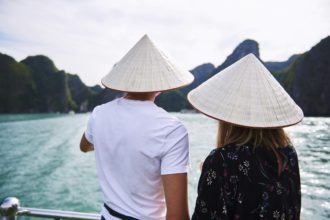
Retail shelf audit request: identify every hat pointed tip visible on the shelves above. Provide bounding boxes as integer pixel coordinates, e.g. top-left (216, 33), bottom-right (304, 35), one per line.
top-left (241, 53), bottom-right (263, 66)
top-left (245, 53), bottom-right (258, 60)
top-left (139, 34), bottom-right (154, 45)
top-left (141, 34), bottom-right (150, 40)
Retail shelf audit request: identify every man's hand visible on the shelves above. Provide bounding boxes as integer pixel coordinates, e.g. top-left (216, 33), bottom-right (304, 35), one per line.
top-left (80, 133), bottom-right (94, 152)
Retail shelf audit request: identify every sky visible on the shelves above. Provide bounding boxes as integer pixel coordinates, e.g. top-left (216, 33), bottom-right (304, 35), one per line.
top-left (0, 0), bottom-right (329, 86)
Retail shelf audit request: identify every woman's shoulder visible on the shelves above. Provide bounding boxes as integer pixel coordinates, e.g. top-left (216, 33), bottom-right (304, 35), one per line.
top-left (280, 144), bottom-right (298, 154)
top-left (203, 144), bottom-right (252, 168)
top-left (213, 143), bottom-right (254, 159)
top-left (204, 143), bottom-right (298, 166)
top-left (219, 143), bottom-right (298, 157)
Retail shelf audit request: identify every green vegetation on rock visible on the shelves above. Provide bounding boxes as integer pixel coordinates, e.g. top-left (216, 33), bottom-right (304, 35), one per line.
top-left (0, 36), bottom-right (329, 115)
top-left (0, 53), bottom-right (99, 113)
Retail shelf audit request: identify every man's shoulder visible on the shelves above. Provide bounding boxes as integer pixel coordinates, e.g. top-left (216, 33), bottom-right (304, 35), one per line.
top-left (91, 99), bottom-right (119, 113)
top-left (157, 110), bottom-right (185, 127)
top-left (146, 107), bottom-right (186, 135)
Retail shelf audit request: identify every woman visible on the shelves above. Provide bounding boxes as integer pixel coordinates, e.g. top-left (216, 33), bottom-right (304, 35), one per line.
top-left (188, 54), bottom-right (303, 220)
top-left (80, 35), bottom-right (193, 220)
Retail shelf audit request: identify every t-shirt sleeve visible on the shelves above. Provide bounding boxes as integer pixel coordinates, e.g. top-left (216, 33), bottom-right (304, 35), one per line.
top-left (84, 109), bottom-right (96, 144)
top-left (160, 122), bottom-right (190, 175)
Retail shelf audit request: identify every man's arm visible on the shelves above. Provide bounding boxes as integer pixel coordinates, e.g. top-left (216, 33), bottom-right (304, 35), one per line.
top-left (162, 173), bottom-right (190, 220)
top-left (80, 133), bottom-right (94, 153)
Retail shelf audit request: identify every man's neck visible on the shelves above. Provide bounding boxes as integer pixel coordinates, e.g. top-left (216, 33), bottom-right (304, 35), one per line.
top-left (124, 93), bottom-right (156, 102)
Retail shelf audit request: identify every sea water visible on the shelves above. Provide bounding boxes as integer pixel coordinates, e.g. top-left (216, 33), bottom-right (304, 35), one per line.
top-left (0, 113), bottom-right (329, 219)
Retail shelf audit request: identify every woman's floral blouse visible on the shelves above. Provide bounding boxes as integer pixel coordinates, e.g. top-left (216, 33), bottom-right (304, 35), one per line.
top-left (192, 144), bottom-right (301, 220)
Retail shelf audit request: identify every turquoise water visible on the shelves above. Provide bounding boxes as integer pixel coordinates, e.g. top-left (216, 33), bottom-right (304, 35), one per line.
top-left (0, 113), bottom-right (329, 219)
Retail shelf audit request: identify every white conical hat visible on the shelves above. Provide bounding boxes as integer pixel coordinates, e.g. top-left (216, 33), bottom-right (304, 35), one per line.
top-left (188, 53), bottom-right (304, 128)
top-left (102, 35), bottom-right (194, 92)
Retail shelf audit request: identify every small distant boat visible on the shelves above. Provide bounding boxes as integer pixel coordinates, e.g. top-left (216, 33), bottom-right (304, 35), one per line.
top-left (180, 109), bottom-right (197, 113)
top-left (68, 110), bottom-right (75, 115)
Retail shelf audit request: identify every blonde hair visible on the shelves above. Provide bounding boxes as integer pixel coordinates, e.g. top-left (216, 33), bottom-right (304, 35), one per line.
top-left (216, 121), bottom-right (291, 149)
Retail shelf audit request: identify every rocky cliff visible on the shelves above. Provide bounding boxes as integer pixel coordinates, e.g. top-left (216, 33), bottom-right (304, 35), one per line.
top-left (21, 55), bottom-right (71, 112)
top-left (265, 55), bottom-right (299, 72)
top-left (157, 40), bottom-right (260, 111)
top-left (155, 63), bottom-right (216, 111)
top-left (274, 36), bottom-right (330, 116)
top-left (1, 36), bottom-right (329, 115)
top-left (0, 54), bottom-right (98, 113)
top-left (0, 54), bottom-right (36, 112)
top-left (212, 39), bottom-right (260, 75)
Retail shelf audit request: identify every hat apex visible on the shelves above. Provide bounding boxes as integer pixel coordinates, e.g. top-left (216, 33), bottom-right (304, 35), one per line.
top-left (188, 53), bottom-right (303, 128)
top-left (102, 34), bottom-right (194, 92)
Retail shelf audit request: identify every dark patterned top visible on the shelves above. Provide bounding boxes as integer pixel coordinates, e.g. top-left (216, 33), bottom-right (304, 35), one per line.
top-left (192, 144), bottom-right (301, 220)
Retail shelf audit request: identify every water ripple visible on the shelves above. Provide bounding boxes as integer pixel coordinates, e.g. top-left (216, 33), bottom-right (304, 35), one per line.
top-left (0, 114), bottom-right (329, 220)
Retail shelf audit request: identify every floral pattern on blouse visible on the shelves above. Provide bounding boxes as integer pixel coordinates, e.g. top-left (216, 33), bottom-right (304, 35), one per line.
top-left (192, 144), bottom-right (301, 220)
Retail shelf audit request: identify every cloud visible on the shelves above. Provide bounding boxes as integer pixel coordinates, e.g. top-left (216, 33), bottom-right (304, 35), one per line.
top-left (0, 0), bottom-right (329, 86)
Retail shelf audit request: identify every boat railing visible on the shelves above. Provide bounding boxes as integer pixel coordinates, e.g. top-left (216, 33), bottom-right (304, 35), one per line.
top-left (0, 197), bottom-right (100, 220)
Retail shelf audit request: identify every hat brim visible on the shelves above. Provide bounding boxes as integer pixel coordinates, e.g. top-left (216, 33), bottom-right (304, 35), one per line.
top-left (187, 92), bottom-right (303, 128)
top-left (101, 76), bottom-right (194, 93)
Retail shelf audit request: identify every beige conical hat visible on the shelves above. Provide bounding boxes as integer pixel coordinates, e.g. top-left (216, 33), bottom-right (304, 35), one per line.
top-left (102, 35), bottom-right (194, 92)
top-left (188, 53), bottom-right (304, 128)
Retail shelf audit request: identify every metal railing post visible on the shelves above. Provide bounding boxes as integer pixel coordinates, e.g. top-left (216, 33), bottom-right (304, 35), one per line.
top-left (1, 197), bottom-right (100, 220)
top-left (0, 197), bottom-right (19, 220)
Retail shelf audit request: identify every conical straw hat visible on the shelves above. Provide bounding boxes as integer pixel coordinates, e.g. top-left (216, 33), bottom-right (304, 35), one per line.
top-left (188, 53), bottom-right (304, 128)
top-left (102, 35), bottom-right (194, 92)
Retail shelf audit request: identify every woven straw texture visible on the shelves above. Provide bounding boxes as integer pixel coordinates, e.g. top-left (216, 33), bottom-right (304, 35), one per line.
top-left (188, 53), bottom-right (304, 128)
top-left (102, 35), bottom-right (194, 92)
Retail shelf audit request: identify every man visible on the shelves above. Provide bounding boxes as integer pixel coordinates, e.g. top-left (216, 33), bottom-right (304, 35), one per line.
top-left (80, 35), bottom-right (194, 220)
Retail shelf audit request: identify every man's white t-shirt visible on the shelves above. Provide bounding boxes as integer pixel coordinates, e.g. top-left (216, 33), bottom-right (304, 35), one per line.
top-left (85, 97), bottom-right (190, 220)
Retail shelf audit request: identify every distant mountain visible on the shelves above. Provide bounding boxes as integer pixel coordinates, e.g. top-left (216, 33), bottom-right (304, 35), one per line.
top-left (155, 90), bottom-right (188, 111)
top-left (182, 63), bottom-right (215, 94)
top-left (157, 40), bottom-right (260, 111)
top-left (155, 63), bottom-right (215, 111)
top-left (212, 39), bottom-right (260, 75)
top-left (0, 53), bottom-right (36, 112)
top-left (67, 73), bottom-right (99, 112)
top-left (273, 36), bottom-right (330, 116)
top-left (0, 54), bottom-right (98, 113)
top-left (21, 55), bottom-right (72, 112)
top-left (265, 55), bottom-right (299, 72)
top-left (158, 37), bottom-right (330, 115)
top-left (0, 36), bottom-right (329, 115)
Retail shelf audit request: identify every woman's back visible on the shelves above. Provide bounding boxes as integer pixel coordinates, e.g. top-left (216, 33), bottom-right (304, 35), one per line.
top-left (192, 144), bottom-right (301, 220)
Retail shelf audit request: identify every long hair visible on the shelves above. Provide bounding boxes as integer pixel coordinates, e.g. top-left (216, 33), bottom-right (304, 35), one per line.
top-left (216, 121), bottom-right (291, 149)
